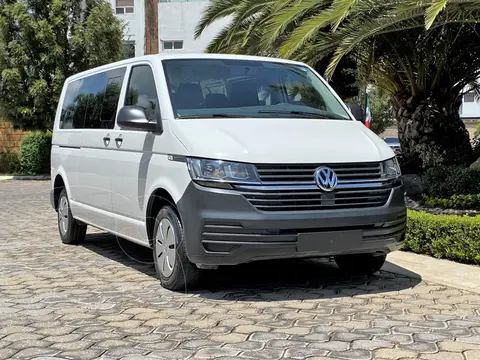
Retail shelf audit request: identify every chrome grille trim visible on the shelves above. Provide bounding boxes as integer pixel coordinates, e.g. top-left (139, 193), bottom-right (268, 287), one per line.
top-left (237, 162), bottom-right (393, 212)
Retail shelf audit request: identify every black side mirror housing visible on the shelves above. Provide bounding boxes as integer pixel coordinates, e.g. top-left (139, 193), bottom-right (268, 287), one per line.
top-left (117, 105), bottom-right (163, 134)
top-left (346, 103), bottom-right (366, 123)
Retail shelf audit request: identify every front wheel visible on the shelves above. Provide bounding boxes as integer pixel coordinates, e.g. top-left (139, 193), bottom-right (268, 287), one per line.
top-left (57, 188), bottom-right (87, 245)
top-left (334, 253), bottom-right (386, 275)
top-left (152, 206), bottom-right (201, 291)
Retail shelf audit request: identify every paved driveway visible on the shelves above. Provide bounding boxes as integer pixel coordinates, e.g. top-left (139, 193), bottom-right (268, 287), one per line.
top-left (1, 181), bottom-right (480, 360)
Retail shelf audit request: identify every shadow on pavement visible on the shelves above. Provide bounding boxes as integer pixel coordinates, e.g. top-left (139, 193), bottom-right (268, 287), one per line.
top-left (82, 232), bottom-right (422, 300)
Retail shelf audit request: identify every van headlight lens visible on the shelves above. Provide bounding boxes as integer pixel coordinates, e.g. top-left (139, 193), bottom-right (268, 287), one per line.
top-left (381, 157), bottom-right (401, 179)
top-left (186, 158), bottom-right (260, 188)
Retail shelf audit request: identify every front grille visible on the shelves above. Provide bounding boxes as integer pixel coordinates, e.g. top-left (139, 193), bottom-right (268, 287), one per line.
top-left (236, 162), bottom-right (393, 212)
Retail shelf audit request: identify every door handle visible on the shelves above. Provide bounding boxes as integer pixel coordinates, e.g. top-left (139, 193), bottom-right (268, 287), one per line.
top-left (103, 134), bottom-right (110, 147)
top-left (115, 135), bottom-right (123, 147)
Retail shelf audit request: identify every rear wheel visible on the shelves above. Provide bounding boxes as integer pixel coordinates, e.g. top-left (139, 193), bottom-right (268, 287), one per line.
top-left (334, 253), bottom-right (386, 275)
top-left (152, 205), bottom-right (201, 291)
top-left (57, 188), bottom-right (87, 245)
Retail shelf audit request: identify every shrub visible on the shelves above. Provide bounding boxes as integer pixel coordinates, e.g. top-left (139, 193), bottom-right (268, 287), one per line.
top-left (423, 165), bottom-right (480, 198)
top-left (19, 131), bottom-right (52, 175)
top-left (475, 122), bottom-right (480, 138)
top-left (404, 210), bottom-right (480, 265)
top-left (422, 194), bottom-right (480, 210)
top-left (0, 150), bottom-right (21, 174)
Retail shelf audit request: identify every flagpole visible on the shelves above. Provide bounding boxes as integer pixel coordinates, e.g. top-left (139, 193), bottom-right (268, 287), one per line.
top-left (364, 85), bottom-right (371, 128)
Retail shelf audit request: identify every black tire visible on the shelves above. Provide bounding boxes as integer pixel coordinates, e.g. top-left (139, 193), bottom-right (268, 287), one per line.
top-left (334, 253), bottom-right (386, 275)
top-left (57, 188), bottom-right (87, 245)
top-left (152, 205), bottom-right (201, 291)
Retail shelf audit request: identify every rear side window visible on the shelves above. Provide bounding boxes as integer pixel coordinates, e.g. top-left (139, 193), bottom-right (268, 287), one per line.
top-left (124, 65), bottom-right (159, 121)
top-left (60, 67), bottom-right (126, 129)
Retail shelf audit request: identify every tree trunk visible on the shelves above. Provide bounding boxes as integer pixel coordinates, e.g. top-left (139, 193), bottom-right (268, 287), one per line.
top-left (396, 96), bottom-right (472, 172)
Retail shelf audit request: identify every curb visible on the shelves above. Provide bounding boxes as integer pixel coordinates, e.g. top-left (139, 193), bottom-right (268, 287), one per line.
top-left (0, 175), bottom-right (50, 181)
top-left (384, 251), bottom-right (480, 294)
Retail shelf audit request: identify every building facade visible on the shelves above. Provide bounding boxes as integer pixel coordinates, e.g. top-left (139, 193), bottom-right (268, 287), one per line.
top-left (460, 91), bottom-right (480, 120)
top-left (111, 0), bottom-right (229, 57)
top-left (110, 1), bottom-right (480, 120)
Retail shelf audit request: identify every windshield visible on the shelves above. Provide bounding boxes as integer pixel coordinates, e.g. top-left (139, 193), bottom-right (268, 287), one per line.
top-left (162, 59), bottom-right (352, 120)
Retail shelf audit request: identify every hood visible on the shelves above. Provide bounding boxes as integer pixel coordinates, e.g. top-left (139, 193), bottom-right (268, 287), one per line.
top-left (171, 118), bottom-right (395, 164)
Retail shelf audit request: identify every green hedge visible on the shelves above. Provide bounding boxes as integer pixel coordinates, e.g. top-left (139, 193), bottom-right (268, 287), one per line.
top-left (0, 150), bottom-right (21, 174)
top-left (423, 166), bottom-right (480, 198)
top-left (19, 131), bottom-right (52, 175)
top-left (404, 210), bottom-right (480, 265)
top-left (423, 194), bottom-right (480, 210)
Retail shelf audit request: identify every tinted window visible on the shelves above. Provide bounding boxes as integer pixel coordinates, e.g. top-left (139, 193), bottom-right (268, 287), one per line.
top-left (125, 65), bottom-right (159, 121)
top-left (60, 68), bottom-right (126, 129)
top-left (99, 69), bottom-right (126, 129)
top-left (60, 80), bottom-right (83, 129)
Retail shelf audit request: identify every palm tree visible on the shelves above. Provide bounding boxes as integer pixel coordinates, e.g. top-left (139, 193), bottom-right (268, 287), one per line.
top-left (194, 0), bottom-right (359, 100)
top-left (197, 0), bottom-right (480, 170)
top-left (267, 0), bottom-right (480, 169)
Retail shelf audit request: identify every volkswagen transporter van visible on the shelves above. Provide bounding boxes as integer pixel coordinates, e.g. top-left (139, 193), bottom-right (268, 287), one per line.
top-left (50, 53), bottom-right (406, 290)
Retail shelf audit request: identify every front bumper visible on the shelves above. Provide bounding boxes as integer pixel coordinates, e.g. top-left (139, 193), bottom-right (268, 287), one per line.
top-left (177, 182), bottom-right (406, 266)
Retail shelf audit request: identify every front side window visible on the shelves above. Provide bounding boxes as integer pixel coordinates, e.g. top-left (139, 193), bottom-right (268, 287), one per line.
top-left (162, 59), bottom-right (352, 120)
top-left (125, 65), bottom-right (159, 121)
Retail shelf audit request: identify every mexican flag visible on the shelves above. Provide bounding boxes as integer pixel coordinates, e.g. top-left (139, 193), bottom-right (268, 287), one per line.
top-left (365, 93), bottom-right (372, 128)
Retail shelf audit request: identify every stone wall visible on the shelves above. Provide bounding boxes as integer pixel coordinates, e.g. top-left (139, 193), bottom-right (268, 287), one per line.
top-left (0, 120), bottom-right (30, 152)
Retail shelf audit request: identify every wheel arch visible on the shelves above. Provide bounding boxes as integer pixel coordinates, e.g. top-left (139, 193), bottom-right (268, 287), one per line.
top-left (52, 168), bottom-right (71, 210)
top-left (146, 188), bottom-right (179, 247)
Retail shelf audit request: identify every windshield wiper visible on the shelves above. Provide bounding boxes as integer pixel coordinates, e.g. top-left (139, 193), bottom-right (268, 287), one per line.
top-left (258, 110), bottom-right (346, 120)
top-left (178, 114), bottom-right (245, 119)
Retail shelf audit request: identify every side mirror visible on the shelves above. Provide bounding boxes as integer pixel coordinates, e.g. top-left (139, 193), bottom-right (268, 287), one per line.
top-left (346, 103), bottom-right (366, 123)
top-left (117, 105), bottom-right (162, 133)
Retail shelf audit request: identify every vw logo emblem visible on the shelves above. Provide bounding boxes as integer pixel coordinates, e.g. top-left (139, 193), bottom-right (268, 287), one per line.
top-left (315, 166), bottom-right (338, 192)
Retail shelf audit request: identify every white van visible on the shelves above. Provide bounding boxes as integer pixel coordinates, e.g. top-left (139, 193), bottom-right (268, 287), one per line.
top-left (50, 53), bottom-right (406, 290)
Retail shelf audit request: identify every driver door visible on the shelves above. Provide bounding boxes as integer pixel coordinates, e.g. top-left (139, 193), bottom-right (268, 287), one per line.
top-left (109, 63), bottom-right (161, 244)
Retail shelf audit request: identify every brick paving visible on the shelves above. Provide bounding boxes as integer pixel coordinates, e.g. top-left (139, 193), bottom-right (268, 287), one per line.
top-left (1, 180), bottom-right (480, 360)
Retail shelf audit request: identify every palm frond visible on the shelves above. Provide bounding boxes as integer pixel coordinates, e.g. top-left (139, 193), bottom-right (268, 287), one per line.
top-left (329, 0), bottom-right (359, 31)
top-left (278, 8), bottom-right (336, 58)
top-left (425, 0), bottom-right (448, 29)
top-left (194, 0), bottom-right (242, 39)
top-left (262, 0), bottom-right (323, 48)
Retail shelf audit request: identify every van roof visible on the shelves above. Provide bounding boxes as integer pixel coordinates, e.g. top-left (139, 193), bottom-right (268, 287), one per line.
top-left (65, 53), bottom-right (306, 82)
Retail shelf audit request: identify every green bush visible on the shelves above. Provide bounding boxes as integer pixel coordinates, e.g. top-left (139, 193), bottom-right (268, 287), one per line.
top-left (474, 122), bottom-right (480, 138)
top-left (19, 131), bottom-right (52, 175)
top-left (423, 194), bottom-right (480, 210)
top-left (0, 150), bottom-right (21, 174)
top-left (404, 210), bottom-right (480, 265)
top-left (423, 165), bottom-right (480, 198)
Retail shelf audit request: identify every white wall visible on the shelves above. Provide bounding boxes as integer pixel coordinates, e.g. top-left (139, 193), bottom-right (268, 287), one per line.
top-left (460, 95), bottom-right (480, 119)
top-left (110, 0), bottom-right (145, 57)
top-left (158, 1), bottom-right (231, 53)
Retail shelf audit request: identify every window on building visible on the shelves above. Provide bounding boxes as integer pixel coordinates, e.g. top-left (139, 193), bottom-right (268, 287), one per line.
top-left (124, 41), bottom-right (136, 58)
top-left (162, 40), bottom-right (183, 51)
top-left (125, 65), bottom-right (160, 122)
top-left (465, 92), bottom-right (476, 103)
top-left (116, 0), bottom-right (134, 14)
top-left (60, 68), bottom-right (126, 129)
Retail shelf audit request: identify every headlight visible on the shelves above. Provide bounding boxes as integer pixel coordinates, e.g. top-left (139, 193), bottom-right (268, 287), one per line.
top-left (186, 158), bottom-right (260, 188)
top-left (381, 157), bottom-right (401, 179)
